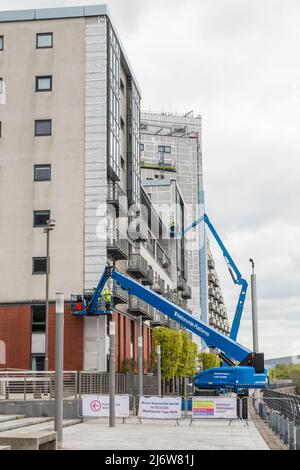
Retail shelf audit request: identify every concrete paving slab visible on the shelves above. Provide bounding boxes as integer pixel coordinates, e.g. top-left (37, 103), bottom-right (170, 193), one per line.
top-left (62, 418), bottom-right (270, 450)
top-left (0, 415), bottom-right (26, 423)
top-left (0, 417), bottom-right (52, 433)
top-left (6, 418), bottom-right (82, 434)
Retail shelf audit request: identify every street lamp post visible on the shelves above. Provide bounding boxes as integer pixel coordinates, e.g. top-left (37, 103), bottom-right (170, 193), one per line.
top-left (43, 219), bottom-right (56, 372)
top-left (249, 258), bottom-right (259, 353)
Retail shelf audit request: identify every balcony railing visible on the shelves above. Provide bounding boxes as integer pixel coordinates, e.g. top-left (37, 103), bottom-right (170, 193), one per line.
top-left (208, 258), bottom-right (215, 269)
top-left (112, 281), bottom-right (128, 305)
top-left (151, 312), bottom-right (167, 327)
top-left (107, 231), bottom-right (128, 260)
top-left (127, 254), bottom-right (148, 279)
top-left (128, 296), bottom-right (149, 318)
top-left (152, 276), bottom-right (165, 295)
top-left (107, 183), bottom-right (125, 208)
top-left (182, 285), bottom-right (192, 299)
top-left (142, 265), bottom-right (154, 286)
top-left (177, 276), bottom-right (187, 292)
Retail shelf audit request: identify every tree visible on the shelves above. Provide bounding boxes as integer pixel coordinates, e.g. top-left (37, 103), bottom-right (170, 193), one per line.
top-left (152, 327), bottom-right (183, 380)
top-left (199, 352), bottom-right (220, 370)
top-left (176, 332), bottom-right (199, 378)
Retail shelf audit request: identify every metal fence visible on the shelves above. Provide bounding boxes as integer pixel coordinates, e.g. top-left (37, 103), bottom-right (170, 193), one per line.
top-left (263, 389), bottom-right (300, 426)
top-left (79, 372), bottom-right (126, 396)
top-left (0, 370), bottom-right (159, 401)
top-left (0, 371), bottom-right (78, 401)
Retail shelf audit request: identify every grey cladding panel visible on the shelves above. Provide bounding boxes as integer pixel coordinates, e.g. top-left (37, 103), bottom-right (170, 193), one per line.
top-left (35, 7), bottom-right (85, 19)
top-left (0, 10), bottom-right (35, 22)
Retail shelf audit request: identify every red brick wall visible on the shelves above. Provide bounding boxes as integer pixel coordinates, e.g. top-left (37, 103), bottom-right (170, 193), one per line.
top-left (0, 304), bottom-right (83, 371)
top-left (0, 305), bottom-right (31, 369)
top-left (0, 305), bottom-right (152, 373)
top-left (48, 303), bottom-right (83, 371)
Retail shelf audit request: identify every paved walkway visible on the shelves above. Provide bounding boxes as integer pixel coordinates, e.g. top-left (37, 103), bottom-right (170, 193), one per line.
top-left (62, 418), bottom-right (269, 450)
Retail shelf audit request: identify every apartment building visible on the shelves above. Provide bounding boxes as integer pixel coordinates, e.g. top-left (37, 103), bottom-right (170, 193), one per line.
top-left (0, 5), bottom-right (184, 373)
top-left (140, 111), bottom-right (229, 337)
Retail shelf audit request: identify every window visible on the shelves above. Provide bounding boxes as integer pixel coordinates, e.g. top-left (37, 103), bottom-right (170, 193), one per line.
top-left (36, 33), bottom-right (53, 49)
top-left (31, 355), bottom-right (45, 371)
top-left (120, 79), bottom-right (125, 95)
top-left (35, 119), bottom-right (52, 136)
top-left (33, 210), bottom-right (50, 227)
top-left (140, 144), bottom-right (144, 151)
top-left (34, 164), bottom-right (51, 182)
top-left (158, 145), bottom-right (171, 154)
top-left (32, 257), bottom-right (48, 274)
top-left (140, 123), bottom-right (147, 130)
top-left (31, 305), bottom-right (46, 332)
top-left (36, 76), bottom-right (52, 92)
top-left (0, 36), bottom-right (3, 51)
top-left (0, 78), bottom-right (3, 94)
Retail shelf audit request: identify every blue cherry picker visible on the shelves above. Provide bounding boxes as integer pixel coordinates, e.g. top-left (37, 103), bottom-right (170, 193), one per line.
top-left (181, 213), bottom-right (248, 341)
top-left (72, 266), bottom-right (268, 399)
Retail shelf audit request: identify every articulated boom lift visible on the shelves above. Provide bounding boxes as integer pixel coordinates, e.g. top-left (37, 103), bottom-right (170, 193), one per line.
top-left (182, 213), bottom-right (248, 341)
top-left (72, 266), bottom-right (268, 394)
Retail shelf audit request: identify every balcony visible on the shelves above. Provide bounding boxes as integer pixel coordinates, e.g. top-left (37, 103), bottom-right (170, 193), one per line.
top-left (128, 296), bottom-right (149, 318)
top-left (127, 254), bottom-right (148, 279)
top-left (209, 301), bottom-right (216, 313)
top-left (151, 311), bottom-right (166, 327)
top-left (208, 287), bottom-right (215, 298)
top-left (214, 278), bottom-right (220, 288)
top-left (168, 319), bottom-right (180, 331)
top-left (207, 258), bottom-right (215, 269)
top-left (142, 265), bottom-right (154, 286)
top-left (177, 275), bottom-right (186, 292)
top-left (112, 282), bottom-right (128, 305)
top-left (152, 276), bottom-right (165, 295)
top-left (107, 231), bottom-right (128, 260)
top-left (209, 317), bottom-right (216, 326)
top-left (107, 183), bottom-right (125, 212)
top-left (182, 285), bottom-right (192, 299)
top-left (208, 273), bottom-right (216, 284)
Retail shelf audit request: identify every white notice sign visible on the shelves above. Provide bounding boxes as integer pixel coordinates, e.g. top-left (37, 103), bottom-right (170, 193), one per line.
top-left (192, 396), bottom-right (237, 419)
top-left (138, 396), bottom-right (182, 419)
top-left (82, 395), bottom-right (130, 418)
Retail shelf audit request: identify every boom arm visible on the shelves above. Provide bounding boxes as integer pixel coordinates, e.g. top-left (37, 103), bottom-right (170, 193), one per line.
top-left (100, 268), bottom-right (252, 364)
top-left (183, 213), bottom-right (248, 341)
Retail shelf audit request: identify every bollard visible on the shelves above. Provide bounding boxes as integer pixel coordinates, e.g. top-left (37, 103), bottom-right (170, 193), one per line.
top-left (272, 411), bottom-right (277, 432)
top-left (279, 414), bottom-right (285, 440)
top-left (269, 409), bottom-right (273, 429)
top-left (258, 402), bottom-right (263, 417)
top-left (289, 421), bottom-right (295, 450)
top-left (283, 417), bottom-right (289, 445)
top-left (296, 427), bottom-right (300, 451)
top-left (262, 403), bottom-right (268, 421)
top-left (274, 413), bottom-right (279, 434)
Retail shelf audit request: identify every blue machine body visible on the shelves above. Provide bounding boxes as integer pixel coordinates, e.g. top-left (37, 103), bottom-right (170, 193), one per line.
top-left (72, 267), bottom-right (268, 393)
top-left (182, 213), bottom-right (248, 341)
top-left (194, 366), bottom-right (268, 392)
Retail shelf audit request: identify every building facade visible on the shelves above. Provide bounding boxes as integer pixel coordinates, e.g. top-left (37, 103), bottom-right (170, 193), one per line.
top-left (140, 111), bottom-right (229, 339)
top-left (0, 5), bottom-right (195, 372)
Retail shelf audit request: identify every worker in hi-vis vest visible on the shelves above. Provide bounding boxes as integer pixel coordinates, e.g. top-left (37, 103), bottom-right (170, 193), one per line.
top-left (102, 287), bottom-right (112, 311)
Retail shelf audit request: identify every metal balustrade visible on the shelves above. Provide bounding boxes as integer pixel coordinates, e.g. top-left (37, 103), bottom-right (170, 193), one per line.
top-left (0, 371), bottom-right (77, 401)
top-left (263, 389), bottom-right (300, 426)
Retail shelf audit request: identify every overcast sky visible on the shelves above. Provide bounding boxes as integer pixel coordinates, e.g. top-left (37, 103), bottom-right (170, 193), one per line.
top-left (1, 0), bottom-right (300, 359)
